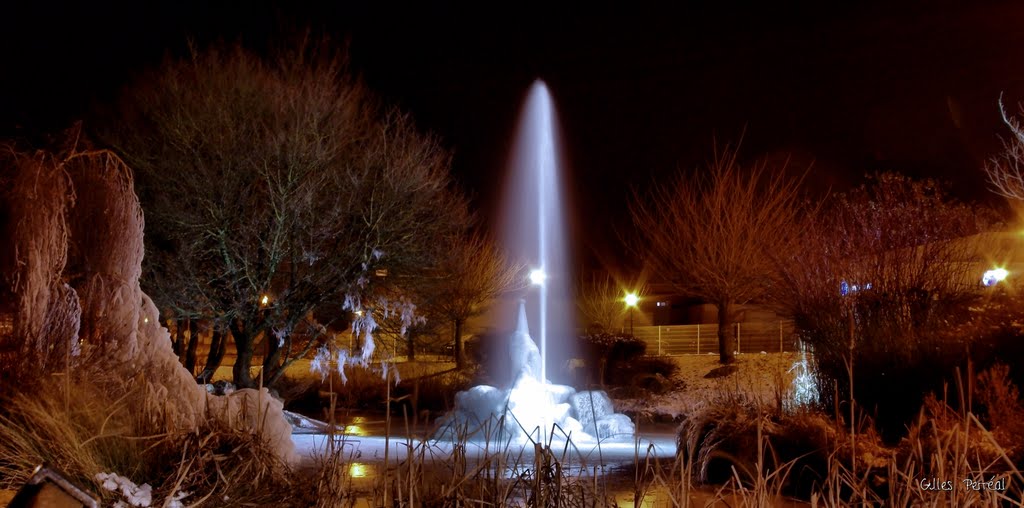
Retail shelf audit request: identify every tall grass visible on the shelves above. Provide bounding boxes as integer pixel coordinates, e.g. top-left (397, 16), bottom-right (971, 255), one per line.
top-left (0, 367), bottom-right (298, 506)
top-left (304, 355), bottom-right (1020, 507)
top-left (3, 355), bottom-right (1020, 506)
top-left (652, 361), bottom-right (1024, 507)
top-left (310, 405), bottom-right (625, 507)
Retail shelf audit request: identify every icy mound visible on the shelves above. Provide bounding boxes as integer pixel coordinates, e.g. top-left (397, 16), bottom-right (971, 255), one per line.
top-left (435, 301), bottom-right (634, 443)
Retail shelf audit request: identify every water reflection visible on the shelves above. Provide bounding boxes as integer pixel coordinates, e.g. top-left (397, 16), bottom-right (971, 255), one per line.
top-left (329, 412), bottom-right (433, 438)
top-left (342, 416), bottom-right (368, 436)
top-left (335, 415), bottom-right (382, 437)
top-left (348, 462), bottom-right (369, 478)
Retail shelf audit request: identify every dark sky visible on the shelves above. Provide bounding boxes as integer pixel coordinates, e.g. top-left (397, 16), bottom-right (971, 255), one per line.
top-left (4, 0), bottom-right (1024, 270)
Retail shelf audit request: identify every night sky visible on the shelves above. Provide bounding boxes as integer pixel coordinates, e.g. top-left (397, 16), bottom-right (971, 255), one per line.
top-left (5, 0), bottom-right (1024, 270)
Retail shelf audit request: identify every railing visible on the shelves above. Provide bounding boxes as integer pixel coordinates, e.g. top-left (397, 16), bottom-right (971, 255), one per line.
top-left (629, 320), bottom-right (799, 355)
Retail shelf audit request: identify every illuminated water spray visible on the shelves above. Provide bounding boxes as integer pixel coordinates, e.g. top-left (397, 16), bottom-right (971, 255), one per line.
top-left (436, 81), bottom-right (634, 444)
top-left (503, 80), bottom-right (573, 384)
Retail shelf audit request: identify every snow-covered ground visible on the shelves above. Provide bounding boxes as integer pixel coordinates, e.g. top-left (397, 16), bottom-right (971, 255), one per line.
top-left (614, 352), bottom-right (805, 419)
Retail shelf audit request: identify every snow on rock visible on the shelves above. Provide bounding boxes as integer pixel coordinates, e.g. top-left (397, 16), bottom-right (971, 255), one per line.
top-left (207, 387), bottom-right (297, 463)
top-left (165, 490), bottom-right (190, 508)
top-left (284, 410), bottom-right (333, 434)
top-left (571, 390), bottom-right (615, 430)
top-left (96, 472), bottom-right (153, 507)
top-left (594, 413), bottom-right (635, 439)
top-left (454, 385), bottom-right (506, 425)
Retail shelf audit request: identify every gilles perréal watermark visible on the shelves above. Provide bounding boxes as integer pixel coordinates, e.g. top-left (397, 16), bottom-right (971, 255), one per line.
top-left (917, 476), bottom-right (1009, 492)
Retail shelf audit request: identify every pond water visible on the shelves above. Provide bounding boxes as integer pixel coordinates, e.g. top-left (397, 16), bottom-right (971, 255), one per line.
top-left (291, 412), bottom-right (809, 506)
top-left (294, 413), bottom-right (705, 506)
top-left (292, 422), bottom-right (679, 470)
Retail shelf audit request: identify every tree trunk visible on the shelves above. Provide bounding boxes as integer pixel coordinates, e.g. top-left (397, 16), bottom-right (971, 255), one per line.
top-left (265, 363), bottom-right (288, 388)
top-left (184, 318), bottom-right (199, 374)
top-left (717, 300), bottom-right (736, 364)
top-left (196, 323), bottom-right (227, 383)
top-left (454, 319), bottom-right (465, 370)
top-left (173, 318), bottom-right (185, 359)
top-left (262, 329), bottom-right (283, 387)
top-left (406, 329), bottom-right (416, 361)
top-left (231, 319), bottom-right (255, 388)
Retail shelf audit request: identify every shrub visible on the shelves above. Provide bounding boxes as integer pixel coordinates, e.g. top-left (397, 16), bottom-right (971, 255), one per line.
top-left (974, 364), bottom-right (1024, 464)
top-left (607, 356), bottom-right (679, 393)
top-left (677, 394), bottom-right (837, 496)
top-left (776, 174), bottom-right (998, 441)
top-left (578, 332), bottom-right (645, 386)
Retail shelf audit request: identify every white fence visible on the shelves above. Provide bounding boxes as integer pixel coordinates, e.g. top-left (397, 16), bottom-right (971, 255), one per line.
top-left (629, 320), bottom-right (799, 355)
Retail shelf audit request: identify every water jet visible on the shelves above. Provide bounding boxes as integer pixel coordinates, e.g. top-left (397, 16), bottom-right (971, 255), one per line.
top-left (436, 80), bottom-right (634, 444)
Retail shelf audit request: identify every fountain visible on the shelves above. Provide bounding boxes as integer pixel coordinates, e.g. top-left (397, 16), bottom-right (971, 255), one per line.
top-left (502, 80), bottom-right (573, 385)
top-left (435, 81), bottom-right (634, 444)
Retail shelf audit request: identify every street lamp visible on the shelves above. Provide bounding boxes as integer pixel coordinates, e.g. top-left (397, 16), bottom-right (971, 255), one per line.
top-left (624, 292), bottom-right (639, 336)
top-left (982, 267), bottom-right (1009, 287)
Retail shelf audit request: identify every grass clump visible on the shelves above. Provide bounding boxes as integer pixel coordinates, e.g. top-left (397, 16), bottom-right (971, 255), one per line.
top-left (657, 361), bottom-right (1024, 507)
top-left (0, 368), bottom-right (299, 506)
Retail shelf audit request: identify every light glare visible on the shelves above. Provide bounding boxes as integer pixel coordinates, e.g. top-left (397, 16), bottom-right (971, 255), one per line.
top-left (624, 292), bottom-right (639, 307)
top-left (348, 463), bottom-right (369, 478)
top-left (529, 268), bottom-right (546, 286)
top-left (982, 268), bottom-right (1009, 287)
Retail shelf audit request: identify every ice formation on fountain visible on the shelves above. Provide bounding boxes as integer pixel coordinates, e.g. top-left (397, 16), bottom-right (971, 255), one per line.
top-left (436, 300), bottom-right (634, 443)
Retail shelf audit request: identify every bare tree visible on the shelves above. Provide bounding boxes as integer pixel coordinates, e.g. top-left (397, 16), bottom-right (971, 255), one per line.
top-left (432, 233), bottom-right (526, 369)
top-left (105, 41), bottom-right (468, 388)
top-left (986, 97), bottom-right (1024, 200)
top-left (631, 146), bottom-right (804, 364)
top-left (776, 173), bottom-right (991, 435)
top-left (575, 272), bottom-right (630, 333)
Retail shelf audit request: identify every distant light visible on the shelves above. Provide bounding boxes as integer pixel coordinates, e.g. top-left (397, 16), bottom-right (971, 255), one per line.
top-left (260, 295), bottom-right (270, 306)
top-left (625, 292), bottom-right (639, 307)
top-left (982, 268), bottom-right (1009, 287)
top-left (143, 317), bottom-right (149, 324)
top-left (841, 280), bottom-right (873, 296)
top-left (348, 462), bottom-right (369, 478)
top-left (529, 268), bottom-right (546, 286)
top-left (355, 310), bottom-right (364, 318)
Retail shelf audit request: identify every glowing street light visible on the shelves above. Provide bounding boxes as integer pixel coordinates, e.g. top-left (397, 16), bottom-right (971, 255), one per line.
top-left (624, 292), bottom-right (639, 335)
top-left (529, 268), bottom-right (547, 286)
top-left (260, 294), bottom-right (270, 306)
top-left (982, 267), bottom-right (1009, 287)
